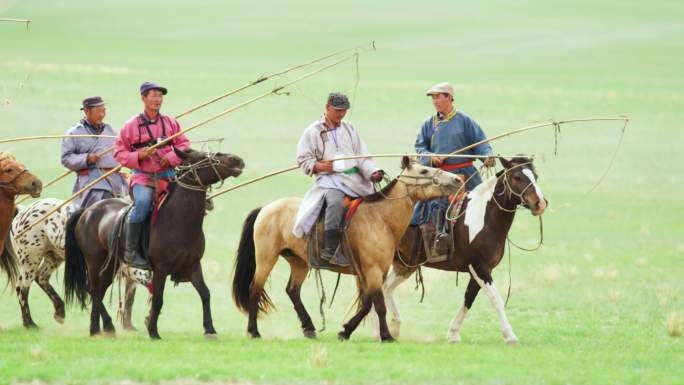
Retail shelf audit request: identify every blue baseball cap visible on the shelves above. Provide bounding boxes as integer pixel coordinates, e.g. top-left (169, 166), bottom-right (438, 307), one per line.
top-left (140, 81), bottom-right (167, 95)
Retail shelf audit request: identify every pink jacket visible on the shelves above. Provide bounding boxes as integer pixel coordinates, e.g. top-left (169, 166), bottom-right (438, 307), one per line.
top-left (114, 113), bottom-right (190, 187)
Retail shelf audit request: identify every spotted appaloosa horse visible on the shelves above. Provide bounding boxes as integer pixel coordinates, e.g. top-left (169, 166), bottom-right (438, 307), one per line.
top-left (0, 152), bottom-right (42, 286)
top-left (371, 157), bottom-right (547, 344)
top-left (232, 157), bottom-right (462, 342)
top-left (3, 198), bottom-right (146, 329)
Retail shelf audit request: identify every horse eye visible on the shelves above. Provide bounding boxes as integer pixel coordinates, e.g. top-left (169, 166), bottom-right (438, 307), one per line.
top-left (420, 169), bottom-right (429, 175)
top-left (4, 168), bottom-right (12, 173)
top-left (513, 175), bottom-right (522, 181)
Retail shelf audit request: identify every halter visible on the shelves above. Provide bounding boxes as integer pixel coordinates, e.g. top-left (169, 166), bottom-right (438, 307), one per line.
top-left (379, 166), bottom-right (454, 202)
top-left (0, 165), bottom-right (30, 195)
top-left (174, 153), bottom-right (225, 192)
top-left (491, 162), bottom-right (537, 213)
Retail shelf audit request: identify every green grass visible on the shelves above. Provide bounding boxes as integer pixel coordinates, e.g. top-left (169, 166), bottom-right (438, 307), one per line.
top-left (1, 0), bottom-right (683, 384)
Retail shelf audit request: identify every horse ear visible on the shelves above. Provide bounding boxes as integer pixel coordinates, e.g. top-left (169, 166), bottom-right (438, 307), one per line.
top-left (174, 147), bottom-right (189, 160)
top-left (499, 157), bottom-right (512, 169)
top-left (401, 156), bottom-right (411, 170)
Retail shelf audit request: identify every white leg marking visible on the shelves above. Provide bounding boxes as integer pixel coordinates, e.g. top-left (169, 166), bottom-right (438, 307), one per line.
top-left (468, 264), bottom-right (518, 344)
top-left (447, 304), bottom-right (468, 343)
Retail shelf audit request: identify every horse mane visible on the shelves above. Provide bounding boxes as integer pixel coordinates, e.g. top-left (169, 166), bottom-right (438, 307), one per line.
top-left (363, 179), bottom-right (398, 202)
top-left (0, 152), bottom-right (15, 162)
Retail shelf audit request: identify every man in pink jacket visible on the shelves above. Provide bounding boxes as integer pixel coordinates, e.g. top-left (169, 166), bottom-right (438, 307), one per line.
top-left (114, 81), bottom-right (190, 268)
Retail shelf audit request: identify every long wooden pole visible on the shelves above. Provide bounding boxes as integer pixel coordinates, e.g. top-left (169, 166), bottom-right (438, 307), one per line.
top-left (14, 54), bottom-right (358, 239)
top-left (207, 116), bottom-right (629, 199)
top-left (15, 46), bottom-right (371, 200)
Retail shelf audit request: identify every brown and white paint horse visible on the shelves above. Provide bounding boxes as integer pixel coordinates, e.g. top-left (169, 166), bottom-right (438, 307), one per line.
top-left (371, 157), bottom-right (547, 344)
top-left (0, 153), bottom-right (42, 285)
top-left (232, 157), bottom-right (462, 342)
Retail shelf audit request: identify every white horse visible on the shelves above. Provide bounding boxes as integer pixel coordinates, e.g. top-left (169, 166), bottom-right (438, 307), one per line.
top-left (5, 198), bottom-right (147, 329)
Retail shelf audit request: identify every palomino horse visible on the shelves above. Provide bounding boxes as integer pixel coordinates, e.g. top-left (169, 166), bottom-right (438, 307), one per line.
top-left (232, 157), bottom-right (462, 342)
top-left (372, 157), bottom-right (547, 344)
top-left (64, 148), bottom-right (244, 339)
top-left (0, 153), bottom-right (42, 284)
top-left (3, 198), bottom-right (141, 329)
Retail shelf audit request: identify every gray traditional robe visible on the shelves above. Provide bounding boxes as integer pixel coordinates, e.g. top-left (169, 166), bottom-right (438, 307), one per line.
top-left (60, 120), bottom-right (127, 209)
top-left (292, 117), bottom-right (380, 238)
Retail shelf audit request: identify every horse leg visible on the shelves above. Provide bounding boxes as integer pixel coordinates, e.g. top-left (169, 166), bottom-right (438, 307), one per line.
top-left (122, 278), bottom-right (137, 331)
top-left (35, 255), bottom-right (65, 324)
top-left (337, 293), bottom-right (373, 341)
top-left (375, 267), bottom-right (411, 339)
top-left (247, 246), bottom-right (279, 339)
top-left (15, 262), bottom-right (38, 329)
top-left (468, 264), bottom-right (518, 344)
top-left (446, 276), bottom-right (480, 343)
top-left (87, 273), bottom-right (102, 336)
top-left (284, 256), bottom-right (316, 339)
top-left (97, 274), bottom-right (116, 335)
top-left (147, 270), bottom-right (168, 340)
top-left (190, 265), bottom-right (217, 337)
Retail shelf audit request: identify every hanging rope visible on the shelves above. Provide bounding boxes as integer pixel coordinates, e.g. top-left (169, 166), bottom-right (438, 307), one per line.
top-left (14, 55), bottom-right (359, 239)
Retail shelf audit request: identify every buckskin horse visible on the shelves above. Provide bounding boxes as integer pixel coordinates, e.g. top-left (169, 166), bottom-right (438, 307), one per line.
top-left (232, 157), bottom-right (462, 342)
top-left (64, 148), bottom-right (244, 339)
top-left (371, 157), bottom-right (547, 344)
top-left (0, 153), bottom-right (42, 285)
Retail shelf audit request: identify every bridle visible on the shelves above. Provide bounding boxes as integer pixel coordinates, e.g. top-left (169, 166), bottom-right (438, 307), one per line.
top-left (174, 153), bottom-right (226, 192)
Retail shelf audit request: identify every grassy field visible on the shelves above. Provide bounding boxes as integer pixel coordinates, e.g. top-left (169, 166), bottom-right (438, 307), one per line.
top-left (1, 0), bottom-right (683, 384)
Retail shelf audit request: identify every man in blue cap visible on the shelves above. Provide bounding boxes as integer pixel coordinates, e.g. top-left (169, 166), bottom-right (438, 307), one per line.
top-left (61, 96), bottom-right (126, 209)
top-left (114, 82), bottom-right (190, 268)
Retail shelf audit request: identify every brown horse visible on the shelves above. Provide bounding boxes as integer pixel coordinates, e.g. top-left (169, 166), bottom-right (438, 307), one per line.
top-left (0, 153), bottom-right (42, 284)
top-left (371, 157), bottom-right (547, 344)
top-left (232, 157), bottom-right (462, 342)
top-left (64, 148), bottom-right (244, 339)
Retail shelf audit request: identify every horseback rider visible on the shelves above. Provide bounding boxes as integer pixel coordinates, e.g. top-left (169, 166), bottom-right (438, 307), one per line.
top-left (293, 92), bottom-right (384, 267)
top-left (61, 96), bottom-right (127, 209)
top-left (410, 82), bottom-right (495, 256)
top-left (114, 82), bottom-right (190, 269)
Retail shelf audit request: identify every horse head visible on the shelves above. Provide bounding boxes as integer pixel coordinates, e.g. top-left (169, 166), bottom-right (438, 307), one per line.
top-left (499, 157), bottom-right (547, 216)
top-left (0, 153), bottom-right (42, 198)
top-left (398, 156), bottom-right (462, 201)
top-left (174, 148), bottom-right (245, 189)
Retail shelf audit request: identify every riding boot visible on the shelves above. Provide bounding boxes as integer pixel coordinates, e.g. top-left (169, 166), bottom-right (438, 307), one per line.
top-left (320, 229), bottom-right (350, 267)
top-left (123, 222), bottom-right (149, 269)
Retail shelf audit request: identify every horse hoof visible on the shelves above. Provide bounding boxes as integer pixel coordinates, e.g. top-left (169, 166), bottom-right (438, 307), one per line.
top-left (205, 333), bottom-right (218, 341)
top-left (24, 323), bottom-right (39, 330)
top-left (123, 325), bottom-right (138, 332)
top-left (54, 315), bottom-right (65, 324)
top-left (337, 331), bottom-right (349, 341)
top-left (149, 334), bottom-right (161, 340)
top-left (505, 337), bottom-right (519, 345)
top-left (303, 329), bottom-right (317, 339)
top-left (381, 336), bottom-right (396, 343)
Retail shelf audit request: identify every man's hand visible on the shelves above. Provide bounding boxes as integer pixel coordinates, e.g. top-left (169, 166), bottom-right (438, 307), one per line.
top-left (313, 161), bottom-right (333, 174)
top-left (87, 153), bottom-right (101, 165)
top-left (159, 156), bottom-right (170, 168)
top-left (138, 147), bottom-right (155, 161)
top-left (370, 170), bottom-right (384, 183)
top-left (431, 156), bottom-right (445, 167)
top-left (483, 157), bottom-right (496, 168)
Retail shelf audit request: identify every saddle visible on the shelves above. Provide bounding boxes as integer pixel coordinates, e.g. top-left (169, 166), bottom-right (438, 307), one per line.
top-left (403, 191), bottom-right (467, 264)
top-left (306, 196), bottom-right (363, 271)
top-left (107, 183), bottom-right (173, 271)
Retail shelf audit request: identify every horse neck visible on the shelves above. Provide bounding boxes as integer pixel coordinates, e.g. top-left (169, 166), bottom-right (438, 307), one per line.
top-left (0, 191), bottom-right (15, 250)
top-left (373, 181), bottom-right (415, 241)
top-left (486, 180), bottom-right (518, 235)
top-left (164, 184), bottom-right (207, 230)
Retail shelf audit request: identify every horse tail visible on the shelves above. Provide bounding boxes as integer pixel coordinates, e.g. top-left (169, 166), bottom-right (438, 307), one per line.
top-left (64, 208), bottom-right (89, 309)
top-left (232, 207), bottom-right (273, 314)
top-left (0, 207), bottom-right (20, 289)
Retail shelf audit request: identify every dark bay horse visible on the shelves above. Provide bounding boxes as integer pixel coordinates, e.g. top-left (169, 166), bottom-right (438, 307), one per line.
top-left (64, 148), bottom-right (244, 339)
top-left (0, 152), bottom-right (42, 285)
top-left (372, 157), bottom-right (547, 344)
top-left (232, 157), bottom-right (462, 342)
